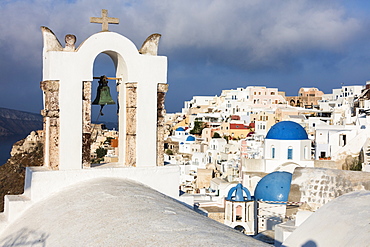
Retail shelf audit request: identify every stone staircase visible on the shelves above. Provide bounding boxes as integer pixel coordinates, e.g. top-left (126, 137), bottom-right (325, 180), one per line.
top-left (331, 129), bottom-right (368, 162)
top-left (0, 195), bottom-right (31, 233)
top-left (0, 195), bottom-right (33, 234)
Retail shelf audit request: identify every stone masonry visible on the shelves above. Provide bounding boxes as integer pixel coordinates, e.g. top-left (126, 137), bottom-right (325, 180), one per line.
top-left (287, 167), bottom-right (370, 217)
top-left (157, 83), bottom-right (168, 166)
top-left (82, 81), bottom-right (92, 168)
top-left (40, 80), bottom-right (60, 170)
top-left (126, 83), bottom-right (137, 167)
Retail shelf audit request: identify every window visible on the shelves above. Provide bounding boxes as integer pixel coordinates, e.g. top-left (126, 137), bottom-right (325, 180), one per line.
top-left (287, 147), bottom-right (293, 160)
top-left (340, 134), bottom-right (347, 147)
top-left (271, 146), bottom-right (275, 158)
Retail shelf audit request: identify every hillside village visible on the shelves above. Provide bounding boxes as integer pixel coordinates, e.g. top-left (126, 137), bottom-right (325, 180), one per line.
top-left (2, 7), bottom-right (370, 246)
top-left (160, 83), bottom-right (369, 192)
top-left (86, 81), bottom-right (370, 244)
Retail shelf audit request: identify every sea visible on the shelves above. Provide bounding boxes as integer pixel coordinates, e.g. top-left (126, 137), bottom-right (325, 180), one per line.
top-left (0, 122), bottom-right (118, 167)
top-left (0, 134), bottom-right (28, 166)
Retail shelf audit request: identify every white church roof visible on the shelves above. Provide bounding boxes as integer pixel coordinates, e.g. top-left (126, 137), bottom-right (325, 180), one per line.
top-left (283, 190), bottom-right (370, 246)
top-left (0, 178), bottom-right (268, 246)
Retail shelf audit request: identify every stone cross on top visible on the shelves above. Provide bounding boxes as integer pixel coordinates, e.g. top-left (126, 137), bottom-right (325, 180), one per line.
top-left (90, 9), bottom-right (119, 31)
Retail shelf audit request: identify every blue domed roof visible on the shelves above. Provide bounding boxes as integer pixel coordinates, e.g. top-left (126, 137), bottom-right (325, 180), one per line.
top-left (266, 121), bottom-right (308, 140)
top-left (226, 183), bottom-right (252, 202)
top-left (186, 136), bottom-right (196, 142)
top-left (254, 171), bottom-right (292, 203)
top-left (176, 127), bottom-right (185, 131)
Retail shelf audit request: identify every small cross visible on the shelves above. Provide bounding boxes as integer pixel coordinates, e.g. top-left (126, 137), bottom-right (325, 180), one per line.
top-left (90, 9), bottom-right (119, 31)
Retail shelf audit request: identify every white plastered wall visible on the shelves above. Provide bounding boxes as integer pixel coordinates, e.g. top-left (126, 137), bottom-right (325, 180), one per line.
top-left (264, 139), bottom-right (313, 173)
top-left (43, 32), bottom-right (167, 169)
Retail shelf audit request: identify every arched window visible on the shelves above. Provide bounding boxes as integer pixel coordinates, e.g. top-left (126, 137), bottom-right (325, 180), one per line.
top-left (287, 146), bottom-right (293, 160)
top-left (235, 205), bottom-right (243, 221)
top-left (271, 146), bottom-right (275, 159)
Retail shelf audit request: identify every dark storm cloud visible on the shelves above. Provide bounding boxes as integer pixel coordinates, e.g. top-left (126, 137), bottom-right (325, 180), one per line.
top-left (0, 0), bottom-right (369, 115)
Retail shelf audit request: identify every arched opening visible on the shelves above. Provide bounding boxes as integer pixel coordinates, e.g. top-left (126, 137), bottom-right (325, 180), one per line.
top-left (271, 145), bottom-right (275, 159)
top-left (92, 53), bottom-right (118, 124)
top-left (287, 146), bottom-right (293, 160)
top-left (235, 205), bottom-right (243, 221)
top-left (89, 53), bottom-right (119, 166)
top-left (234, 225), bottom-right (245, 233)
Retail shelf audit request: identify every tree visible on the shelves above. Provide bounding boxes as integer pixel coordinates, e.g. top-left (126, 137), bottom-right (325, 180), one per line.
top-left (349, 157), bottom-right (362, 171)
top-left (224, 135), bottom-right (230, 143)
top-left (212, 132), bottom-right (221, 138)
top-left (95, 147), bottom-right (107, 158)
top-left (190, 121), bottom-right (205, 135)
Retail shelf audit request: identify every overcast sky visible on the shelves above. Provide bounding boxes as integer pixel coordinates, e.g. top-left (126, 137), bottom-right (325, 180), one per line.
top-left (1, 0), bottom-right (370, 121)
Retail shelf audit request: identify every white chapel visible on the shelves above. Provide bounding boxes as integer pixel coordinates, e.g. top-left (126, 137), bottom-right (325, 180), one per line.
top-left (0, 10), bottom-right (268, 246)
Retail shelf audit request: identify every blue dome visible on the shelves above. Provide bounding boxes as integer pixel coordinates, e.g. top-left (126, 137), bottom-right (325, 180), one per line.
top-left (266, 121), bottom-right (308, 140)
top-left (186, 136), bottom-right (196, 142)
top-left (226, 183), bottom-right (252, 202)
top-left (254, 171), bottom-right (292, 203)
top-left (176, 127), bottom-right (185, 131)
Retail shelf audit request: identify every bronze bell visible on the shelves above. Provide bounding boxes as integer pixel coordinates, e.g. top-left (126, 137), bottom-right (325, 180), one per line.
top-left (92, 75), bottom-right (116, 106)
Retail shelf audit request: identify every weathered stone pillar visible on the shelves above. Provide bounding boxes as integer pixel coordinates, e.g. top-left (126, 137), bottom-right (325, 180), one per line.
top-left (40, 80), bottom-right (60, 170)
top-left (157, 83), bottom-right (168, 166)
top-left (126, 83), bottom-right (137, 167)
top-left (82, 81), bottom-right (92, 168)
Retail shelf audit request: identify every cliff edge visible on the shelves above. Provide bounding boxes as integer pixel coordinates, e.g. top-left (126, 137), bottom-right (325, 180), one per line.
top-left (0, 131), bottom-right (44, 212)
top-left (0, 108), bottom-right (42, 136)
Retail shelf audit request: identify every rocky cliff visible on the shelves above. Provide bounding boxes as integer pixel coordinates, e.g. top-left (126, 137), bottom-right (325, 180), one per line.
top-left (0, 131), bottom-right (44, 212)
top-left (0, 108), bottom-right (42, 136)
